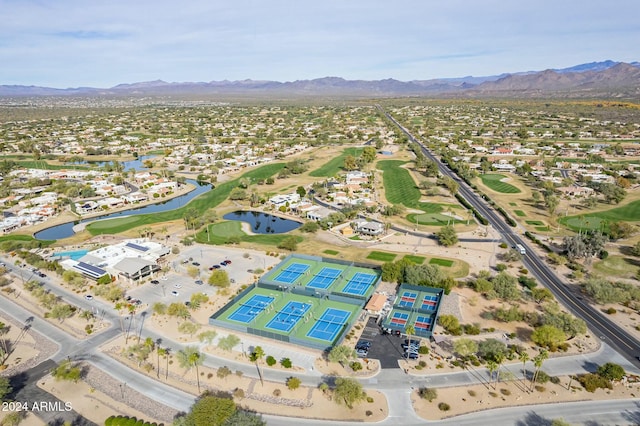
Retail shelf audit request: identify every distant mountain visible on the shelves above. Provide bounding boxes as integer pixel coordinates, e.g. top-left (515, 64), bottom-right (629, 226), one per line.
top-left (1, 60), bottom-right (639, 99)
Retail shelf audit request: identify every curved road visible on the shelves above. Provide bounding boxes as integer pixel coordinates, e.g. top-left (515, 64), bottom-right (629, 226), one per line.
top-left (379, 106), bottom-right (640, 365)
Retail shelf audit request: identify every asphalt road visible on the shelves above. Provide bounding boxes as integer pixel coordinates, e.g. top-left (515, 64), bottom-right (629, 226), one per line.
top-left (380, 106), bottom-right (640, 366)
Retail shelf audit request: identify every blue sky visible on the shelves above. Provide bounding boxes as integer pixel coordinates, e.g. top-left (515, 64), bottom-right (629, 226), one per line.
top-left (1, 0), bottom-right (638, 88)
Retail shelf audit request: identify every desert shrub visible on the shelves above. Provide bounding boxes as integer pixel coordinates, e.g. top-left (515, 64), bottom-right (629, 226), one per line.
top-left (418, 387), bottom-right (438, 402)
top-left (418, 346), bottom-right (429, 354)
top-left (597, 363), bottom-right (625, 381)
top-left (577, 373), bottom-right (612, 393)
top-left (605, 307), bottom-right (617, 315)
top-left (438, 402), bottom-right (450, 411)
top-left (366, 410), bottom-right (373, 417)
top-left (280, 357), bottom-right (293, 368)
top-left (488, 392), bottom-right (498, 398)
top-left (366, 396), bottom-right (374, 403)
top-left (350, 361), bottom-right (362, 371)
top-left (266, 355), bottom-right (277, 366)
top-left (500, 388), bottom-right (511, 396)
top-left (468, 390), bottom-right (477, 397)
top-left (536, 371), bottom-right (551, 384)
top-left (550, 376), bottom-right (561, 385)
top-left (273, 389), bottom-right (281, 397)
top-left (233, 388), bottom-right (244, 399)
top-left (534, 385), bottom-right (546, 392)
top-left (419, 360), bottom-right (427, 368)
top-left (463, 323), bottom-right (481, 335)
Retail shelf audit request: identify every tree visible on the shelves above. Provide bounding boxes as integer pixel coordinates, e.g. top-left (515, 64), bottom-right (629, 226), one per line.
top-left (343, 155), bottom-right (357, 171)
top-left (478, 338), bottom-right (507, 363)
top-left (435, 225), bottom-right (458, 247)
top-left (333, 377), bottom-right (366, 408)
top-left (186, 393), bottom-right (237, 426)
top-left (608, 221), bottom-right (636, 240)
top-left (544, 194), bottom-right (560, 216)
top-left (418, 387), bottom-right (438, 401)
top-left (52, 359), bottom-right (82, 383)
top-left (299, 221), bottom-right (320, 233)
top-left (167, 302), bottom-right (190, 319)
top-left (0, 375), bottom-right (11, 400)
top-left (631, 241), bottom-right (640, 257)
top-left (286, 376), bottom-right (301, 390)
top-left (362, 146), bottom-right (377, 163)
top-left (328, 345), bottom-right (356, 364)
top-left (519, 351), bottom-right (530, 387)
top-left (217, 334), bottom-right (240, 352)
top-left (453, 338), bottom-right (478, 359)
top-left (491, 272), bottom-right (520, 300)
top-left (49, 303), bottom-right (74, 323)
top-left (190, 292), bottom-right (209, 309)
top-left (531, 287), bottom-right (554, 304)
top-left (532, 325), bottom-right (566, 350)
top-left (229, 187), bottom-right (247, 200)
top-left (0, 322), bottom-right (10, 360)
top-left (249, 346), bottom-right (265, 365)
top-left (531, 350), bottom-right (548, 391)
top-left (597, 362), bottom-right (625, 381)
top-left (198, 330), bottom-right (218, 346)
top-left (405, 325), bottom-right (416, 360)
top-left (222, 410), bottom-right (266, 426)
top-left (487, 360), bottom-right (499, 389)
top-left (177, 346), bottom-right (205, 393)
top-left (277, 236), bottom-right (298, 251)
top-left (296, 186), bottom-right (307, 198)
top-left (209, 270), bottom-right (230, 288)
top-left (441, 176), bottom-right (459, 195)
top-left (178, 321), bottom-right (201, 337)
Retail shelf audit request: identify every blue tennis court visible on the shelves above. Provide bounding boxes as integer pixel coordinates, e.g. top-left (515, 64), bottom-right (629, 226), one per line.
top-left (274, 263), bottom-right (310, 284)
top-left (342, 272), bottom-right (377, 296)
top-left (307, 267), bottom-right (342, 290)
top-left (307, 308), bottom-right (351, 342)
top-left (398, 291), bottom-right (417, 308)
top-left (228, 294), bottom-right (274, 324)
top-left (414, 315), bottom-right (432, 332)
top-left (421, 294), bottom-right (439, 310)
top-left (265, 301), bottom-right (311, 332)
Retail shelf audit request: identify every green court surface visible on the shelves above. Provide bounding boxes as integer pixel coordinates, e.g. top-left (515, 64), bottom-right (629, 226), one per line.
top-left (403, 255), bottom-right (426, 265)
top-left (210, 254), bottom-right (381, 350)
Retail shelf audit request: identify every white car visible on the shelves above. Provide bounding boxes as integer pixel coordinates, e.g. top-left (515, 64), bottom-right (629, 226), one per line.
top-left (160, 276), bottom-right (168, 281)
top-left (173, 283), bottom-right (182, 289)
top-left (84, 295), bottom-right (94, 300)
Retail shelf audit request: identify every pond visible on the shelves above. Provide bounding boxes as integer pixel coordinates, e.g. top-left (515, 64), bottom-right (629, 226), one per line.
top-left (222, 211), bottom-right (302, 234)
top-left (67, 155), bottom-right (157, 171)
top-left (34, 179), bottom-right (211, 240)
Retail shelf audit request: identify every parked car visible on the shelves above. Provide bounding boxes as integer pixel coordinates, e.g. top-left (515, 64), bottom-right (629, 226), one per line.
top-left (356, 349), bottom-right (369, 357)
top-left (84, 295), bottom-right (93, 300)
top-left (209, 265), bottom-right (221, 270)
top-left (406, 352), bottom-right (419, 360)
top-left (192, 262), bottom-right (200, 266)
top-left (150, 280), bottom-right (159, 285)
top-left (174, 283), bottom-right (182, 289)
top-left (171, 290), bottom-right (179, 296)
top-left (195, 280), bottom-right (203, 285)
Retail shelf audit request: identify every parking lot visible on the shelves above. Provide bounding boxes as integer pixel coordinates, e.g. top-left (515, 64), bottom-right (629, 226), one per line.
top-left (357, 317), bottom-right (407, 369)
top-left (123, 245), bottom-right (282, 309)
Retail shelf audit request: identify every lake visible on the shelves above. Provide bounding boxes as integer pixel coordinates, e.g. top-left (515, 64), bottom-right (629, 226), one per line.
top-left (222, 211), bottom-right (302, 234)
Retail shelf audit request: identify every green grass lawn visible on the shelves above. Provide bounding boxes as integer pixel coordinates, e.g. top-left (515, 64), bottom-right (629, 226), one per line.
top-left (509, 202), bottom-right (518, 206)
top-left (535, 226), bottom-right (550, 232)
top-left (377, 160), bottom-right (421, 206)
top-left (85, 163), bottom-right (285, 235)
top-left (16, 160), bottom-right (90, 170)
top-left (196, 221), bottom-right (302, 246)
top-left (403, 255), bottom-right (426, 264)
top-left (560, 199), bottom-right (640, 231)
top-left (309, 147), bottom-right (363, 177)
top-left (514, 210), bottom-right (526, 217)
top-left (525, 220), bottom-right (544, 226)
top-left (377, 160), bottom-right (463, 224)
top-left (0, 234), bottom-right (55, 247)
top-left (479, 174), bottom-right (521, 194)
top-left (323, 249), bottom-right (339, 255)
top-left (429, 258), bottom-right (454, 267)
top-left (366, 251), bottom-right (397, 262)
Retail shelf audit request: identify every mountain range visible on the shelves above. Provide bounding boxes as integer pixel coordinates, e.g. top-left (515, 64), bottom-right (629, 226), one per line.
top-left (2, 60), bottom-right (639, 99)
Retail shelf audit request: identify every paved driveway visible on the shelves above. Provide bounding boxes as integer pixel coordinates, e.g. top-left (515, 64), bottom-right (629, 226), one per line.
top-left (358, 317), bottom-right (405, 369)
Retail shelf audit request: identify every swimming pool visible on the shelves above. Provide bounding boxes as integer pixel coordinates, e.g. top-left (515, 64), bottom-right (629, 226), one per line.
top-left (51, 249), bottom-right (89, 261)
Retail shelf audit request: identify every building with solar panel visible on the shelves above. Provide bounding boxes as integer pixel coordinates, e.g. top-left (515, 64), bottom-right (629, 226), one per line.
top-left (56, 239), bottom-right (169, 282)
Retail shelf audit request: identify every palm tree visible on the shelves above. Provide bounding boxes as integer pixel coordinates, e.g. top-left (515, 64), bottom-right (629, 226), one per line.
top-left (494, 352), bottom-right (505, 386)
top-left (177, 346), bottom-right (205, 393)
top-left (531, 350), bottom-right (548, 391)
top-left (249, 346), bottom-right (265, 386)
top-left (519, 351), bottom-right (530, 388)
top-left (405, 325), bottom-right (416, 363)
top-left (487, 361), bottom-right (498, 389)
